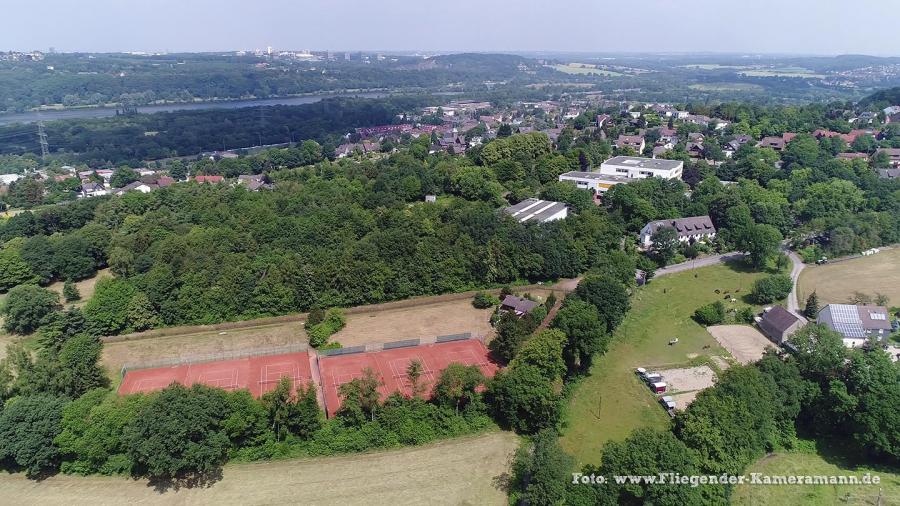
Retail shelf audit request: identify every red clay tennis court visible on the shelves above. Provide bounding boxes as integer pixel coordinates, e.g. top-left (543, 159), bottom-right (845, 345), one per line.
top-left (317, 339), bottom-right (498, 417)
top-left (118, 351), bottom-right (316, 398)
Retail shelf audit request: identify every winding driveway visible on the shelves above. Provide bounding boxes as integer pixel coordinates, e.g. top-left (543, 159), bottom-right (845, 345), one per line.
top-left (784, 248), bottom-right (807, 320)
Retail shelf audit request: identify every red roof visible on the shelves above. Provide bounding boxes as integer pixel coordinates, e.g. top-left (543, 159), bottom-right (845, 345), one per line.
top-left (194, 175), bottom-right (224, 183)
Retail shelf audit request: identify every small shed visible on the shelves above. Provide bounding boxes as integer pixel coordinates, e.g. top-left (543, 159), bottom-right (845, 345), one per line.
top-left (500, 295), bottom-right (540, 317)
top-left (758, 306), bottom-right (804, 344)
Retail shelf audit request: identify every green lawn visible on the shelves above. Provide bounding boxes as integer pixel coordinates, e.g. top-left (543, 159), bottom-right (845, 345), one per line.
top-left (689, 83), bottom-right (765, 92)
top-left (732, 440), bottom-right (900, 505)
top-left (550, 64), bottom-right (623, 76)
top-left (739, 69), bottom-right (825, 79)
top-left (560, 262), bottom-right (768, 466)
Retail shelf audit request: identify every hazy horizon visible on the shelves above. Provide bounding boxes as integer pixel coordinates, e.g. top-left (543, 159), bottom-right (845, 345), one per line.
top-left (1, 0), bottom-right (898, 57)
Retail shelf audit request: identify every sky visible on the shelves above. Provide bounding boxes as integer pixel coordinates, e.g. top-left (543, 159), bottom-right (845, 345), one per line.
top-left (2, 0), bottom-right (898, 56)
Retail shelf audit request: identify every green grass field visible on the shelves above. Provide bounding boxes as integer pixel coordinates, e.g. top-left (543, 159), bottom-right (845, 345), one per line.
top-left (550, 64), bottom-right (623, 76)
top-left (739, 69), bottom-right (825, 79)
top-left (560, 262), bottom-right (768, 466)
top-left (689, 83), bottom-right (765, 92)
top-left (732, 440), bottom-right (900, 505)
top-left (679, 64), bottom-right (747, 70)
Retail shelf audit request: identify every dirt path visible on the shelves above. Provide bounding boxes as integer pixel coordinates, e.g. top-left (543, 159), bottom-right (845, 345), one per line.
top-left (537, 300), bottom-right (562, 331)
top-left (0, 432), bottom-right (519, 506)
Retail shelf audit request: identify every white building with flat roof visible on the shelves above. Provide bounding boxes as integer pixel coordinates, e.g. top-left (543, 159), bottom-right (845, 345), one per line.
top-left (558, 171), bottom-right (631, 195)
top-left (503, 198), bottom-right (568, 224)
top-left (599, 156), bottom-right (683, 180)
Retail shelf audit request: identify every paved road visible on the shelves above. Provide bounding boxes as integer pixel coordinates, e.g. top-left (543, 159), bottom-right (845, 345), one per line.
top-left (552, 251), bottom-right (742, 292)
top-left (654, 252), bottom-right (744, 277)
top-left (785, 248), bottom-right (807, 319)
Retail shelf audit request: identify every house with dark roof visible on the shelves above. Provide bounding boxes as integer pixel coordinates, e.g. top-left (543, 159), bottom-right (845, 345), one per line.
top-left (686, 142), bottom-right (705, 158)
top-left (837, 152), bottom-right (869, 162)
top-left (639, 216), bottom-right (716, 249)
top-left (757, 136), bottom-right (786, 151)
top-left (757, 133), bottom-right (797, 151)
top-left (656, 127), bottom-right (679, 145)
top-left (615, 135), bottom-right (646, 153)
top-left (79, 182), bottom-right (108, 198)
top-left (878, 168), bottom-right (900, 180)
top-left (876, 148), bottom-right (900, 167)
top-left (500, 295), bottom-right (540, 317)
top-left (727, 135), bottom-right (753, 151)
top-left (113, 181), bottom-right (157, 195)
top-left (758, 306), bottom-right (804, 344)
top-left (238, 174), bottom-right (271, 191)
top-left (817, 304), bottom-right (892, 348)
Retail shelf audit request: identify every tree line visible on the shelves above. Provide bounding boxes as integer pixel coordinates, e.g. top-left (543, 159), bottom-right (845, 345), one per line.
top-left (0, 96), bottom-right (430, 166)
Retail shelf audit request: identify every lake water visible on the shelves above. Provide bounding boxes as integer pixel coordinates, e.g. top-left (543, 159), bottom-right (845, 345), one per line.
top-left (0, 92), bottom-right (388, 126)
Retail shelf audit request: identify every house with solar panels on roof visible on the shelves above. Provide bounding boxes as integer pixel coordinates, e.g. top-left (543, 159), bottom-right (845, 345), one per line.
top-left (502, 198), bottom-right (568, 224)
top-left (639, 215), bottom-right (716, 250)
top-left (817, 304), bottom-right (892, 348)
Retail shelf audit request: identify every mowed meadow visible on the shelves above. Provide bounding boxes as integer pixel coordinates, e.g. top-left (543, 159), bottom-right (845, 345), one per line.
top-left (560, 262), bottom-right (768, 465)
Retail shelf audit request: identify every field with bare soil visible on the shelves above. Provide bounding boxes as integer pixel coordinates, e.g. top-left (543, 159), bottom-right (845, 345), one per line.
top-left (0, 432), bottom-right (518, 506)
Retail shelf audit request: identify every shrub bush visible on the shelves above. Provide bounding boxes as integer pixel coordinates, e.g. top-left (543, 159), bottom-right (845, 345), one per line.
top-left (472, 292), bottom-right (499, 309)
top-left (737, 307), bottom-right (756, 324)
top-left (306, 307), bottom-right (325, 326)
top-left (63, 281), bottom-right (81, 302)
top-left (750, 275), bottom-right (793, 304)
top-left (694, 301), bottom-right (726, 326)
top-left (307, 308), bottom-right (346, 347)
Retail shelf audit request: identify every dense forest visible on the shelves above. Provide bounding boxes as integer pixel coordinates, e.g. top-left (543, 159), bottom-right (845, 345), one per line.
top-left (0, 96), bottom-right (432, 166)
top-left (0, 134), bottom-right (623, 332)
top-left (858, 85), bottom-right (900, 108)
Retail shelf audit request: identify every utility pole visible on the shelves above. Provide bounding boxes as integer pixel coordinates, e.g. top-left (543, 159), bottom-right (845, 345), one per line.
top-left (37, 121), bottom-right (49, 160)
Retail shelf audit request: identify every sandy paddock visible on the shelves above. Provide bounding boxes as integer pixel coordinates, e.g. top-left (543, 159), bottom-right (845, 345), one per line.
top-left (707, 325), bottom-right (775, 365)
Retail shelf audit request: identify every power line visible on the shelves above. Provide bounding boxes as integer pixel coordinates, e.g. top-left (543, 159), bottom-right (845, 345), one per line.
top-left (37, 121), bottom-right (49, 160)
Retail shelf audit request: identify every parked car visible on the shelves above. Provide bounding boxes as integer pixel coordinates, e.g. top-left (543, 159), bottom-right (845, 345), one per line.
top-left (644, 373), bottom-right (662, 384)
top-left (659, 396), bottom-right (676, 410)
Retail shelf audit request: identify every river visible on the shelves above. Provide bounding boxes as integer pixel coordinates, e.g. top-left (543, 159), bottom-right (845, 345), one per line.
top-left (0, 91), bottom-right (388, 126)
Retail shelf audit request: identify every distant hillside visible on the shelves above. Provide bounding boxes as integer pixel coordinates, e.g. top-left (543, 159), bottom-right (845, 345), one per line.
top-left (427, 53), bottom-right (534, 74)
top-left (859, 86), bottom-right (900, 107)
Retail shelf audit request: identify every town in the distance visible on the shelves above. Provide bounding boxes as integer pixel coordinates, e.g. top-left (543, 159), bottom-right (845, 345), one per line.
top-left (0, 8), bottom-right (898, 506)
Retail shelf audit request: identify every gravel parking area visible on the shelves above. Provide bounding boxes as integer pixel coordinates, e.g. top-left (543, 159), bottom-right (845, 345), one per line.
top-left (655, 365), bottom-right (717, 393)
